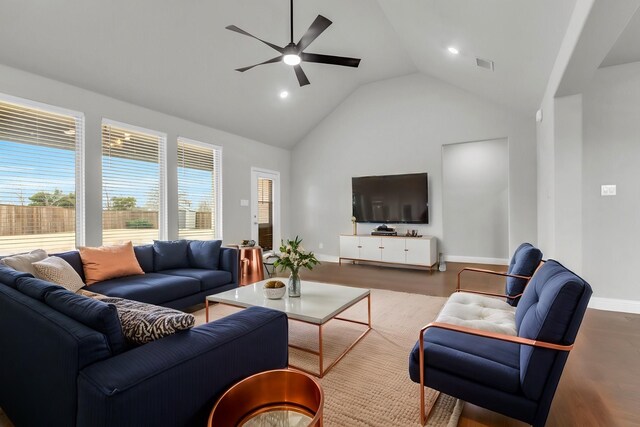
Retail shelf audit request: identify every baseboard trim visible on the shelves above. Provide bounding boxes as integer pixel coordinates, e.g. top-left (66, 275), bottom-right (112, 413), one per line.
top-left (316, 253), bottom-right (340, 263)
top-left (444, 255), bottom-right (509, 265)
top-left (588, 297), bottom-right (640, 314)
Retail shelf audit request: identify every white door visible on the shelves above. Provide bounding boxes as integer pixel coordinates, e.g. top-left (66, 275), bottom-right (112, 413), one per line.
top-left (359, 236), bottom-right (382, 261)
top-left (339, 236), bottom-right (360, 259)
top-left (405, 238), bottom-right (431, 266)
top-left (251, 168), bottom-right (280, 252)
top-left (381, 238), bottom-right (406, 264)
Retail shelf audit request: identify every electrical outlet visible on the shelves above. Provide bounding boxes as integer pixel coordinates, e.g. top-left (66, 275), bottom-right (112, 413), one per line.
top-left (240, 199), bottom-right (249, 206)
top-left (318, 242), bottom-right (324, 249)
top-left (601, 185), bottom-right (616, 196)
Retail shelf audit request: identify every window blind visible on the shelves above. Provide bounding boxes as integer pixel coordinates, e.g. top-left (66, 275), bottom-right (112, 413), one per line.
top-left (257, 178), bottom-right (273, 225)
top-left (102, 121), bottom-right (166, 245)
top-left (0, 96), bottom-right (84, 256)
top-left (177, 138), bottom-right (222, 240)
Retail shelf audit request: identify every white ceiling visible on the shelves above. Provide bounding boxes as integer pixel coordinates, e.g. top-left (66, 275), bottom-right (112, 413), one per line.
top-left (601, 7), bottom-right (640, 68)
top-left (0, 0), bottom-right (576, 148)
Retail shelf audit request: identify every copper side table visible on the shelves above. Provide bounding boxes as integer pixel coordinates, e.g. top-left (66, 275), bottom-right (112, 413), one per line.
top-left (208, 369), bottom-right (323, 427)
top-left (231, 246), bottom-right (265, 286)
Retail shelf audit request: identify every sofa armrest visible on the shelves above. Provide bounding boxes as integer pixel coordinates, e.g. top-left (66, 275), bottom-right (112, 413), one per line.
top-left (219, 247), bottom-right (239, 285)
top-left (77, 306), bottom-right (288, 427)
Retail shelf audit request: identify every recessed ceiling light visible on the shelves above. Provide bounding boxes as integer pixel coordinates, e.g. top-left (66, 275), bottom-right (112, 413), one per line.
top-left (279, 91), bottom-right (289, 99)
top-left (447, 46), bottom-right (459, 55)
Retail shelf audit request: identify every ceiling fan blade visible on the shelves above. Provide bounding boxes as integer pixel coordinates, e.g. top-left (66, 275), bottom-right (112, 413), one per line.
top-left (293, 65), bottom-right (310, 86)
top-left (296, 15), bottom-right (332, 52)
top-left (301, 52), bottom-right (361, 68)
top-left (226, 25), bottom-right (284, 53)
top-left (235, 55), bottom-right (284, 72)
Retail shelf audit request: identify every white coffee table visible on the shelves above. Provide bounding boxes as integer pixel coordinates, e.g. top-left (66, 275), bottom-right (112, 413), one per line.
top-left (206, 280), bottom-right (371, 378)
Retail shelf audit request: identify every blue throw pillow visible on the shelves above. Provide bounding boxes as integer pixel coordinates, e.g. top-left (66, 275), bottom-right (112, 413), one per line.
top-left (188, 240), bottom-right (222, 270)
top-left (153, 240), bottom-right (190, 271)
top-left (45, 289), bottom-right (126, 355)
top-left (134, 244), bottom-right (155, 273)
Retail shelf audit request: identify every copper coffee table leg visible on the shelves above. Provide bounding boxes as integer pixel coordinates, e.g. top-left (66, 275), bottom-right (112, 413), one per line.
top-left (205, 299), bottom-right (209, 323)
top-left (318, 324), bottom-right (324, 377)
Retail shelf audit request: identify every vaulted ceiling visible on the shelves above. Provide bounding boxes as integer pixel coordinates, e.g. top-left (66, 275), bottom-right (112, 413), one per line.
top-left (0, 0), bottom-right (577, 148)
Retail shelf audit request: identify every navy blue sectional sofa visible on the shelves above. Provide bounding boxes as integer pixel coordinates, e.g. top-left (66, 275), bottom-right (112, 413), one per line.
top-left (0, 241), bottom-right (289, 426)
top-left (56, 240), bottom-right (239, 310)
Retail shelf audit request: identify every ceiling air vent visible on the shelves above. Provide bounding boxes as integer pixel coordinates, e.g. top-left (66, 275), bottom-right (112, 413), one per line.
top-left (476, 57), bottom-right (494, 71)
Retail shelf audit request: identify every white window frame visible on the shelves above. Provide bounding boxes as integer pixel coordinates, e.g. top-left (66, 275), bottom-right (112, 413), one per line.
top-left (101, 118), bottom-right (168, 241)
top-left (177, 137), bottom-right (223, 240)
top-left (0, 92), bottom-right (86, 248)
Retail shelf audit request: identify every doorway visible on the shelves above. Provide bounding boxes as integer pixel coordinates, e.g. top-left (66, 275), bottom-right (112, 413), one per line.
top-left (442, 138), bottom-right (509, 261)
top-left (251, 168), bottom-right (280, 252)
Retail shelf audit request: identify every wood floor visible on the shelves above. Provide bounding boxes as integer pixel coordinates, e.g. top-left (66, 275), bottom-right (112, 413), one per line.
top-left (287, 261), bottom-right (640, 427)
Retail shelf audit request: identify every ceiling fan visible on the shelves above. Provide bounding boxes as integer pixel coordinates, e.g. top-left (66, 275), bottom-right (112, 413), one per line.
top-left (226, 0), bottom-right (361, 87)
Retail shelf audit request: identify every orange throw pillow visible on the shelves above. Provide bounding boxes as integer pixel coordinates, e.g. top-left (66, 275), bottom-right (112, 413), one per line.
top-left (79, 241), bottom-right (145, 285)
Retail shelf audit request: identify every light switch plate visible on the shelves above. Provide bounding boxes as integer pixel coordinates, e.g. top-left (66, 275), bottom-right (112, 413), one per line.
top-left (240, 199), bottom-right (249, 206)
top-left (601, 185), bottom-right (616, 196)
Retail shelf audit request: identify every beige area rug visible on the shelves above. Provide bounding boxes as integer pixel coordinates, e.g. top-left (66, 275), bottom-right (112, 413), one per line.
top-left (197, 288), bottom-right (463, 427)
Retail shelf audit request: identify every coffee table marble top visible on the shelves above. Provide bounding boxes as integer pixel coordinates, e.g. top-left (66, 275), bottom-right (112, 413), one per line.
top-left (206, 280), bottom-right (370, 325)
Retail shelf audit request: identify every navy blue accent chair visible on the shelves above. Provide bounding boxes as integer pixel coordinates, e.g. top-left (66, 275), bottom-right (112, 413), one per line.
top-left (410, 260), bottom-right (592, 426)
top-left (457, 242), bottom-right (543, 306)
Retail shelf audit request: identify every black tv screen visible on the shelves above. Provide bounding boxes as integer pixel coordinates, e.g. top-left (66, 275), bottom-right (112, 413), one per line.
top-left (352, 173), bottom-right (428, 224)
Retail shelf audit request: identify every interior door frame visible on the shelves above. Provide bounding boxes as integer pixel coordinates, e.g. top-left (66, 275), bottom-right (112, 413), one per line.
top-left (250, 167), bottom-right (281, 252)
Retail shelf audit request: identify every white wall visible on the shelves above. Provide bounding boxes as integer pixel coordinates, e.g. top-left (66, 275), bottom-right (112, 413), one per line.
top-left (291, 73), bottom-right (537, 261)
top-left (582, 62), bottom-right (640, 302)
top-left (0, 64), bottom-right (291, 247)
top-left (442, 139), bottom-right (509, 260)
top-left (554, 94), bottom-right (583, 273)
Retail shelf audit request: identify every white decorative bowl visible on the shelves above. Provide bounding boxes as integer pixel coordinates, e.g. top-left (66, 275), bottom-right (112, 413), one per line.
top-left (263, 284), bottom-right (286, 299)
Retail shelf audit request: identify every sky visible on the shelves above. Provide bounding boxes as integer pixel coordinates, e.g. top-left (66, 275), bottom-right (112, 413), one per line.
top-left (0, 140), bottom-right (214, 209)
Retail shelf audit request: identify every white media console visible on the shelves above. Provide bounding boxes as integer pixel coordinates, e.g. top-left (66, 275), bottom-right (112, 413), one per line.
top-left (339, 234), bottom-right (438, 270)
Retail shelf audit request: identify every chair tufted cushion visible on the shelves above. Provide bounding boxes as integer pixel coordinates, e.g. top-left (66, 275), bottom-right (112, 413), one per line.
top-left (438, 292), bottom-right (517, 336)
top-left (505, 243), bottom-right (543, 306)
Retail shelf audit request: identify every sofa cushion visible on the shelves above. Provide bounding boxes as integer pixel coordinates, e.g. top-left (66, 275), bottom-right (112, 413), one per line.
top-left (96, 297), bottom-right (195, 344)
top-left (188, 240), bottom-right (222, 270)
top-left (16, 276), bottom-right (66, 301)
top-left (438, 292), bottom-right (517, 335)
top-left (1, 249), bottom-right (48, 276)
top-left (45, 289), bottom-right (126, 355)
top-left (33, 256), bottom-right (85, 293)
top-left (410, 327), bottom-right (521, 394)
top-left (87, 273), bottom-right (201, 306)
top-left (159, 268), bottom-right (232, 291)
top-left (53, 250), bottom-right (85, 280)
top-left (79, 242), bottom-right (145, 285)
top-left (506, 243), bottom-right (543, 304)
top-left (0, 265), bottom-right (33, 288)
top-left (133, 244), bottom-right (154, 273)
top-left (153, 240), bottom-right (190, 271)
top-left (516, 260), bottom-right (589, 400)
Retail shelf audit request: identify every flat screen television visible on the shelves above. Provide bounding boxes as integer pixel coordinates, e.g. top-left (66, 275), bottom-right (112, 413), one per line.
top-left (352, 173), bottom-right (428, 224)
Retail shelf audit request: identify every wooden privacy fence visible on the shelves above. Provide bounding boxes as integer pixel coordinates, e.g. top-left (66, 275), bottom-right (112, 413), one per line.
top-left (0, 205), bottom-right (214, 236)
top-left (0, 204), bottom-right (75, 235)
top-left (102, 210), bottom-right (158, 230)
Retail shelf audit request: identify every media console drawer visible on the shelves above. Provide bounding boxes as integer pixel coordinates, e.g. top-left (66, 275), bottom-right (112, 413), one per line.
top-left (339, 235), bottom-right (437, 270)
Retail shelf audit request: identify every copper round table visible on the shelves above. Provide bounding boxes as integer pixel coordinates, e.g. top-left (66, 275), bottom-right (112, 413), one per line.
top-left (208, 369), bottom-right (323, 427)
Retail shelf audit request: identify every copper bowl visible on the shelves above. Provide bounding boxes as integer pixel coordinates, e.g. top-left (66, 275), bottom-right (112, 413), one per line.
top-left (208, 369), bottom-right (323, 427)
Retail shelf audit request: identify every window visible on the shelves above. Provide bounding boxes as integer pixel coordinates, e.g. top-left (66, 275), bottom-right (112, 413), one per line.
top-left (0, 94), bottom-right (84, 255)
top-left (102, 120), bottom-right (166, 245)
top-left (177, 138), bottom-right (222, 239)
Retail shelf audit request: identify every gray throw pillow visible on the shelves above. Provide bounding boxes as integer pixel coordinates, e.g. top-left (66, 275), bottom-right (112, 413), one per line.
top-left (1, 249), bottom-right (48, 276)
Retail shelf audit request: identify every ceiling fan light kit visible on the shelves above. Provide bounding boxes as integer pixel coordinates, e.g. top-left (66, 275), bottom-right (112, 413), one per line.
top-left (226, 0), bottom-right (361, 86)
